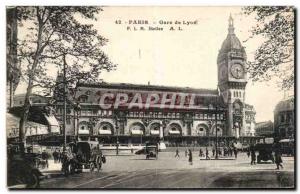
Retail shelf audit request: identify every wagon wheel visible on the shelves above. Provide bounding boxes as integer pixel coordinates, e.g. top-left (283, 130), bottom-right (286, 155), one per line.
top-left (63, 163), bottom-right (70, 176)
top-left (96, 156), bottom-right (102, 172)
top-left (90, 162), bottom-right (95, 172)
top-left (26, 171), bottom-right (40, 188)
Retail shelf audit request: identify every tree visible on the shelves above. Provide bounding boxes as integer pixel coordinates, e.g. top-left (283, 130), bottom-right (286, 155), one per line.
top-left (243, 6), bottom-right (294, 90)
top-left (15, 6), bottom-right (116, 152)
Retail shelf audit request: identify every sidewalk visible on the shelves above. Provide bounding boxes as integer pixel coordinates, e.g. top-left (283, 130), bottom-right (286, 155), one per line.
top-left (39, 159), bottom-right (63, 179)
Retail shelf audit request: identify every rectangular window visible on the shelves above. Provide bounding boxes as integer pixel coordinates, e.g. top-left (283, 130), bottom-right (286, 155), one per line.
top-left (280, 115), bottom-right (285, 123)
top-left (66, 117), bottom-right (71, 124)
top-left (212, 114), bottom-right (215, 119)
top-left (93, 110), bottom-right (98, 115)
top-left (158, 112), bottom-right (162, 118)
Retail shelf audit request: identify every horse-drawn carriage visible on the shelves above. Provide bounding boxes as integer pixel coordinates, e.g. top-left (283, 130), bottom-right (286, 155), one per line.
top-left (61, 141), bottom-right (106, 176)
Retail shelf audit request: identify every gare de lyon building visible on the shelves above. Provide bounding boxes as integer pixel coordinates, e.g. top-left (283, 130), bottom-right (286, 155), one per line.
top-left (10, 16), bottom-right (257, 147)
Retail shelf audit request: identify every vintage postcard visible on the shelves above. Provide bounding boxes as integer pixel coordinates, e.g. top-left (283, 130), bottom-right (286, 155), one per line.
top-left (6, 6), bottom-right (295, 189)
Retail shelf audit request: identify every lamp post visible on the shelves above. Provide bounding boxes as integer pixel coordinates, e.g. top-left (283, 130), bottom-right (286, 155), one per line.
top-left (62, 55), bottom-right (67, 150)
top-left (114, 114), bottom-right (119, 155)
top-left (209, 98), bottom-right (219, 160)
top-left (73, 101), bottom-right (81, 141)
top-left (215, 104), bottom-right (218, 159)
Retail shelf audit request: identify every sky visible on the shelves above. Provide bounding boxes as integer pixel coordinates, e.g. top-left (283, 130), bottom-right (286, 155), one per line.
top-left (15, 6), bottom-right (294, 122)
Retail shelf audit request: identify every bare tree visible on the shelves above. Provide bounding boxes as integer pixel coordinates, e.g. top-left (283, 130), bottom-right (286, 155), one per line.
top-left (243, 6), bottom-right (294, 90)
top-left (16, 6), bottom-right (116, 152)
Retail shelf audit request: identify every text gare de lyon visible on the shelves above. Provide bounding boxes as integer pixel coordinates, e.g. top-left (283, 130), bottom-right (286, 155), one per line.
top-left (96, 92), bottom-right (205, 109)
top-left (127, 20), bottom-right (198, 25)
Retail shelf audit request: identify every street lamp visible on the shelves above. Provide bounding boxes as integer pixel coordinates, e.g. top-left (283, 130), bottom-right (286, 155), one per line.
top-left (73, 101), bottom-right (81, 140)
top-left (215, 103), bottom-right (219, 160)
top-left (209, 97), bottom-right (219, 160)
top-left (114, 113), bottom-right (119, 155)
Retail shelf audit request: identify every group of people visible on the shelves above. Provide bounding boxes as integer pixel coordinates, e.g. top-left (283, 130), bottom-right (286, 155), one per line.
top-left (52, 149), bottom-right (63, 163)
top-left (175, 149), bottom-right (193, 164)
top-left (175, 146), bottom-right (239, 164)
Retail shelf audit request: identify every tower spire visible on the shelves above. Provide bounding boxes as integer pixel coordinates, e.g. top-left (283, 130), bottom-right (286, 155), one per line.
top-left (228, 13), bottom-right (235, 35)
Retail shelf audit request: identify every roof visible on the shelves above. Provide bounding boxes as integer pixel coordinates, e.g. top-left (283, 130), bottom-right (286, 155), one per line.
top-left (6, 113), bottom-right (47, 133)
top-left (8, 106), bottom-right (55, 126)
top-left (217, 16), bottom-right (246, 63)
top-left (255, 121), bottom-right (273, 129)
top-left (77, 82), bottom-right (219, 96)
top-left (219, 34), bottom-right (244, 54)
top-left (274, 97), bottom-right (294, 113)
top-left (14, 93), bottom-right (51, 98)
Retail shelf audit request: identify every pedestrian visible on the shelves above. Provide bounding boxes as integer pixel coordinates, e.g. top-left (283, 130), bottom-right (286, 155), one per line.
top-left (199, 148), bottom-right (203, 157)
top-left (175, 148), bottom-right (180, 158)
top-left (53, 149), bottom-right (57, 163)
top-left (247, 148), bottom-right (250, 158)
top-left (188, 149), bottom-right (193, 165)
top-left (250, 146), bottom-right (256, 165)
top-left (212, 148), bottom-right (215, 156)
top-left (41, 150), bottom-right (49, 168)
top-left (233, 147), bottom-right (238, 159)
top-left (205, 147), bottom-right (210, 160)
top-left (185, 149), bottom-right (188, 157)
top-left (229, 147), bottom-right (233, 156)
top-left (274, 141), bottom-right (283, 170)
top-left (58, 149), bottom-right (61, 163)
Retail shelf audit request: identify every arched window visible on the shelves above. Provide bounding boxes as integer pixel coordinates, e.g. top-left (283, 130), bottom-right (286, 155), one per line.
top-left (78, 95), bottom-right (88, 103)
top-left (233, 101), bottom-right (242, 114)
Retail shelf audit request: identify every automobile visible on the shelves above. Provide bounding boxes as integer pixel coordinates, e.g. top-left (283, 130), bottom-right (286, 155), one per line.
top-left (145, 145), bottom-right (158, 160)
top-left (7, 143), bottom-right (44, 188)
top-left (135, 142), bottom-right (158, 159)
top-left (255, 139), bottom-right (275, 164)
top-left (62, 141), bottom-right (105, 176)
top-left (279, 139), bottom-right (294, 156)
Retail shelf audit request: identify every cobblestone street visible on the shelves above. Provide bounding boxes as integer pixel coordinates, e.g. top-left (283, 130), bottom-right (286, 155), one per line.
top-left (39, 152), bottom-right (294, 189)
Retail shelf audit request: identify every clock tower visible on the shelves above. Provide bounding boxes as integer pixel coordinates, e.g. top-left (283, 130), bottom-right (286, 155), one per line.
top-left (217, 15), bottom-right (247, 138)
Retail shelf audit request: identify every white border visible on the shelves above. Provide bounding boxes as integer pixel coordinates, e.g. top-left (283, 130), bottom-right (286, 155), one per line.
top-left (0, 1), bottom-right (298, 194)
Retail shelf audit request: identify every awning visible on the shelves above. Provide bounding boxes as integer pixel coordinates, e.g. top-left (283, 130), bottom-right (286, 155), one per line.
top-left (131, 129), bottom-right (143, 135)
top-left (169, 130), bottom-right (180, 135)
top-left (44, 114), bottom-right (60, 133)
top-left (78, 129), bottom-right (90, 135)
top-left (150, 130), bottom-right (159, 135)
top-left (279, 139), bottom-right (294, 143)
top-left (99, 129), bottom-right (112, 135)
top-left (6, 113), bottom-right (49, 138)
top-left (45, 115), bottom-right (59, 126)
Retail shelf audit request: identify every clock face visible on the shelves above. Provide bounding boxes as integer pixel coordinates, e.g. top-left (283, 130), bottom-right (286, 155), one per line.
top-left (230, 63), bottom-right (244, 79)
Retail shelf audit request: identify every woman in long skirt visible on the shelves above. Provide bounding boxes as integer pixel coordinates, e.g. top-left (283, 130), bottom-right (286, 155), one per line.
top-left (188, 149), bottom-right (193, 165)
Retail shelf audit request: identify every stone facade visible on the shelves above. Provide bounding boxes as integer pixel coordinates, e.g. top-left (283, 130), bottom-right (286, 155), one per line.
top-left (274, 97), bottom-right (294, 139)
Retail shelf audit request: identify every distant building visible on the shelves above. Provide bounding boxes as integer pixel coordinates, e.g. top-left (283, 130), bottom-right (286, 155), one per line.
top-left (244, 104), bottom-right (256, 136)
top-left (255, 121), bottom-right (274, 137)
top-left (274, 97), bottom-right (294, 140)
top-left (13, 93), bottom-right (50, 107)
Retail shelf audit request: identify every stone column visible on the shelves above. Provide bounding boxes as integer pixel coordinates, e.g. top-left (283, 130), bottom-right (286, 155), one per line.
top-left (228, 103), bottom-right (234, 137)
top-left (159, 122), bottom-right (164, 140)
